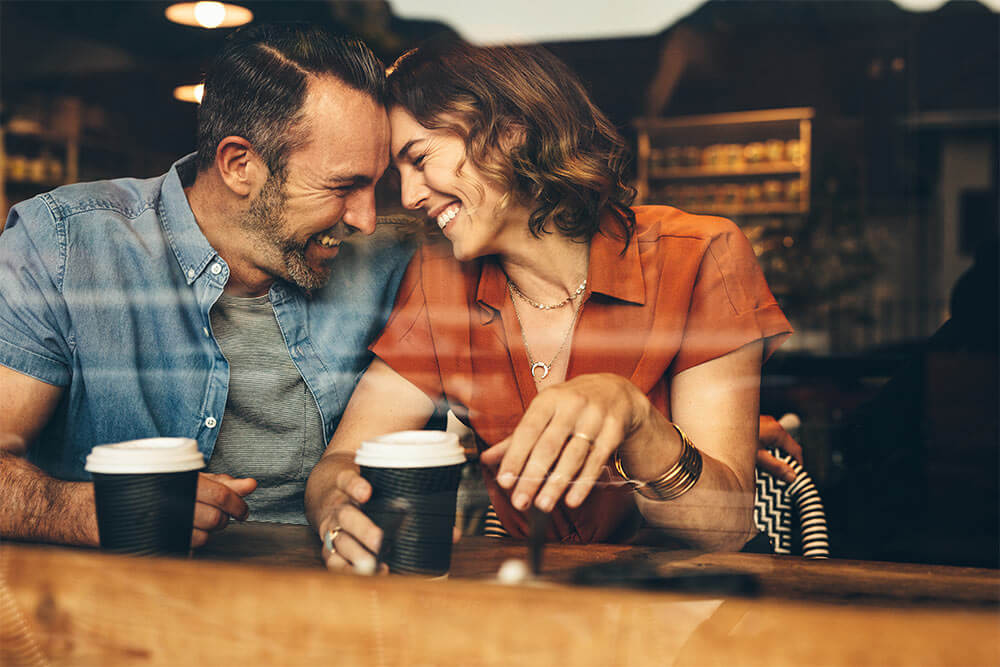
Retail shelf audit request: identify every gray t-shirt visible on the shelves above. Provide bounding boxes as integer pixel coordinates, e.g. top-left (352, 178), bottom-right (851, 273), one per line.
top-left (206, 292), bottom-right (325, 524)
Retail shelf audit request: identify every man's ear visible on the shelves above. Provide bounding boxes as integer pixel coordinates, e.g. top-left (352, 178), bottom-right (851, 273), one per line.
top-left (215, 136), bottom-right (266, 197)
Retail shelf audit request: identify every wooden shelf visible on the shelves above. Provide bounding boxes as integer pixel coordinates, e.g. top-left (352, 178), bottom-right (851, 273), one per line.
top-left (690, 202), bottom-right (808, 216)
top-left (5, 177), bottom-right (65, 188)
top-left (650, 161), bottom-right (805, 179)
top-left (4, 127), bottom-right (72, 145)
top-left (635, 107), bottom-right (815, 130)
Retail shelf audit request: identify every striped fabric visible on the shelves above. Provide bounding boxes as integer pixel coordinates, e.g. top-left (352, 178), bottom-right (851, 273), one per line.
top-left (483, 505), bottom-right (510, 538)
top-left (755, 447), bottom-right (831, 558)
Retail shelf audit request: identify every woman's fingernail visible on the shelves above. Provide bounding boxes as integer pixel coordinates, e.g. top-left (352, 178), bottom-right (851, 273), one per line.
top-left (513, 493), bottom-right (529, 510)
top-left (536, 495), bottom-right (554, 512)
top-left (498, 472), bottom-right (516, 488)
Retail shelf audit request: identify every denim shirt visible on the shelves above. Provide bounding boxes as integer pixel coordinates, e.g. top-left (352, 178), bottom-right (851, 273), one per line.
top-left (0, 154), bottom-right (413, 483)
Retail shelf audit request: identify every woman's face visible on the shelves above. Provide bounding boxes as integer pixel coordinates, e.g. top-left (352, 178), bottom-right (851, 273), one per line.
top-left (389, 106), bottom-right (526, 261)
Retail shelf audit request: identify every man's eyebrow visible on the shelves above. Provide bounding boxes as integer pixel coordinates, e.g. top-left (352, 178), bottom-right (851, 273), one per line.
top-left (395, 138), bottom-right (423, 161)
top-left (324, 173), bottom-right (373, 186)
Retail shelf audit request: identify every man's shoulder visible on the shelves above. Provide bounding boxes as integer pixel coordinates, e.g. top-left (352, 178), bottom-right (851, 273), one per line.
top-left (41, 173), bottom-right (168, 222)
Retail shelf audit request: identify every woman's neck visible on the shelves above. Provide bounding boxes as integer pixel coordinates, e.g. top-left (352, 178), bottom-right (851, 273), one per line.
top-left (499, 229), bottom-right (590, 305)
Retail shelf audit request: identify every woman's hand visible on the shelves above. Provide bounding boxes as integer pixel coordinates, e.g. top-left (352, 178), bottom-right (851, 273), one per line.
top-left (756, 414), bottom-right (804, 483)
top-left (314, 453), bottom-right (386, 574)
top-left (480, 373), bottom-right (654, 513)
top-left (304, 360), bottom-right (438, 574)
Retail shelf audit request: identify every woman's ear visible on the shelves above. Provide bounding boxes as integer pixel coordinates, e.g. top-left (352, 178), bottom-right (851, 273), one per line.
top-left (215, 136), bottom-right (266, 197)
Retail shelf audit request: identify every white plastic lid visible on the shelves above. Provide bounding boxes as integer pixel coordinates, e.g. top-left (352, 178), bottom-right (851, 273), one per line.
top-left (85, 437), bottom-right (205, 474)
top-left (355, 430), bottom-right (466, 469)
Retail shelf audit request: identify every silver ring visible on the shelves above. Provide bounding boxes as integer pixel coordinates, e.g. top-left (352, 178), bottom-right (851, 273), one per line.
top-left (324, 527), bottom-right (342, 553)
top-left (573, 432), bottom-right (595, 446)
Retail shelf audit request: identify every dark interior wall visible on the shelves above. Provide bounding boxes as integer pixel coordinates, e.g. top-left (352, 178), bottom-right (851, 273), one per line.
top-left (1, 0), bottom-right (457, 175)
top-left (3, 0), bottom-right (996, 185)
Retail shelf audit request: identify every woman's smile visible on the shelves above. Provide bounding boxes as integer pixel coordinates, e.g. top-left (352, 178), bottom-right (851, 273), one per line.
top-left (435, 202), bottom-right (461, 231)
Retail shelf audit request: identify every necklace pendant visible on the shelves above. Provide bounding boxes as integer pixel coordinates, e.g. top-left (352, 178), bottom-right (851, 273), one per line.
top-left (530, 362), bottom-right (550, 381)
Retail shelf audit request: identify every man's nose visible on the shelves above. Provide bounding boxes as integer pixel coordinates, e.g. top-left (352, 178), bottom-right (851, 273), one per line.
top-left (343, 189), bottom-right (377, 236)
top-left (400, 171), bottom-right (428, 211)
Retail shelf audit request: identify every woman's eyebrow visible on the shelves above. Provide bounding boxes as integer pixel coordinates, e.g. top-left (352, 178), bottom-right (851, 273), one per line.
top-left (395, 138), bottom-right (424, 161)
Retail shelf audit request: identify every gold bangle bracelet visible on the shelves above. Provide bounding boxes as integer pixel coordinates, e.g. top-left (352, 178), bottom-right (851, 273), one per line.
top-left (613, 422), bottom-right (703, 501)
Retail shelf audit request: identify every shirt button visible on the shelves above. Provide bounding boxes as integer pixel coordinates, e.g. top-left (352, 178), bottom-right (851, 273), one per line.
top-left (211, 263), bottom-right (223, 275)
top-left (204, 417), bottom-right (218, 428)
top-left (186, 269), bottom-right (195, 279)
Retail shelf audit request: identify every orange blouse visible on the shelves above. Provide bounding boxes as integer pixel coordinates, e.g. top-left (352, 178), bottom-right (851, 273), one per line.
top-left (371, 206), bottom-right (792, 542)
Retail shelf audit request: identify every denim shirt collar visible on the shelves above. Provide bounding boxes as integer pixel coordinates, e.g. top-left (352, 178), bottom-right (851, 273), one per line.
top-left (158, 153), bottom-right (220, 285)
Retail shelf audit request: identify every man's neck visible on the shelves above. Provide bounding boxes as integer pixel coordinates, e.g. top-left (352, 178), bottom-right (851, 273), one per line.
top-left (185, 173), bottom-right (275, 297)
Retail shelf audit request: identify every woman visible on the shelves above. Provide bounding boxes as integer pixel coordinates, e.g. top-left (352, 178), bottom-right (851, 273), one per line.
top-left (306, 42), bottom-right (792, 571)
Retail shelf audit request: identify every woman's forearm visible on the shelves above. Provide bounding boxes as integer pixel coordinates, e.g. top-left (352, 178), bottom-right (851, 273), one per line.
top-left (633, 454), bottom-right (756, 551)
top-left (618, 407), bottom-right (756, 551)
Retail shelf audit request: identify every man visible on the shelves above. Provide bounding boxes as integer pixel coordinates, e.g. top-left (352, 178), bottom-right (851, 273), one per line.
top-left (0, 24), bottom-right (412, 547)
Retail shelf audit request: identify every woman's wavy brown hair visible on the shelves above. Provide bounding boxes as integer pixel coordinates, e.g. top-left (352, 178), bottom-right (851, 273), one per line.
top-left (386, 40), bottom-right (636, 244)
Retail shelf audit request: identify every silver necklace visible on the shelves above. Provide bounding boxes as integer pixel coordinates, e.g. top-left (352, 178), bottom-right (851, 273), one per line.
top-left (508, 283), bottom-right (586, 382)
top-left (508, 278), bottom-right (587, 310)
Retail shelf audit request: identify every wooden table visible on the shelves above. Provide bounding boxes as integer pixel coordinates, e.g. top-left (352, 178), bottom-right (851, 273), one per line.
top-left (3, 522), bottom-right (998, 666)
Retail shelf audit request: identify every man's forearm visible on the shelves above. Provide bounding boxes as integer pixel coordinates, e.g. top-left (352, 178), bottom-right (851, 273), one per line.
top-left (0, 451), bottom-right (99, 546)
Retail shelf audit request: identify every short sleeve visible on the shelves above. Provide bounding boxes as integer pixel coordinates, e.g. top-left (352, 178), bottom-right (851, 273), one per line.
top-left (0, 196), bottom-right (73, 385)
top-left (670, 220), bottom-right (792, 375)
top-left (369, 251), bottom-right (446, 402)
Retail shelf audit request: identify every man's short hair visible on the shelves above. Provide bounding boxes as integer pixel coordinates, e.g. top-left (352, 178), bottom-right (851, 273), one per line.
top-left (196, 23), bottom-right (386, 176)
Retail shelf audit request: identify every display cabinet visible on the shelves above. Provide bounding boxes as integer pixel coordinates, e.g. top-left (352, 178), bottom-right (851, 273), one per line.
top-left (633, 107), bottom-right (813, 217)
top-left (1, 97), bottom-right (82, 225)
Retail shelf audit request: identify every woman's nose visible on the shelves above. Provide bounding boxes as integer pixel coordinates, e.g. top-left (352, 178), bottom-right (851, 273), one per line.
top-left (400, 171), bottom-right (428, 211)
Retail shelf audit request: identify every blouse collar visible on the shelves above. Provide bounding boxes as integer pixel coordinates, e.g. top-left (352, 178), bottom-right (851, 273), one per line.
top-left (475, 209), bottom-right (646, 314)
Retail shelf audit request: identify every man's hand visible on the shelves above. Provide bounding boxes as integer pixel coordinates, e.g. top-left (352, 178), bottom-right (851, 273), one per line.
top-left (190, 472), bottom-right (257, 548)
top-left (757, 414), bottom-right (804, 483)
top-left (317, 460), bottom-right (385, 574)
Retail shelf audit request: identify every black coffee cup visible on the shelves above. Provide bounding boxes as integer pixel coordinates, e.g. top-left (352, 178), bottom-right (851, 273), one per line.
top-left (356, 431), bottom-right (466, 577)
top-left (85, 438), bottom-right (204, 556)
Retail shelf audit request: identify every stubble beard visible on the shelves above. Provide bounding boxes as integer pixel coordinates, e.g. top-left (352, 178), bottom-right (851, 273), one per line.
top-left (240, 173), bottom-right (333, 292)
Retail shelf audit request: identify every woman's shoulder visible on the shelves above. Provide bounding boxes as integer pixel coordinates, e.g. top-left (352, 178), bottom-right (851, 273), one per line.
top-left (631, 205), bottom-right (742, 245)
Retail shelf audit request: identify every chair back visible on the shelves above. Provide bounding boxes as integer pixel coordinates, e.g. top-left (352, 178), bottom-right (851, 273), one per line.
top-left (755, 447), bottom-right (830, 558)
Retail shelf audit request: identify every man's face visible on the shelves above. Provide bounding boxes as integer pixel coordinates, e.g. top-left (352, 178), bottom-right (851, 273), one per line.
top-left (240, 76), bottom-right (390, 291)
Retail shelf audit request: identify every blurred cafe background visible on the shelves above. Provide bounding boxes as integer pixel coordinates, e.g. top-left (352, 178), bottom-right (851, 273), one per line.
top-left (1, 0), bottom-right (997, 568)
